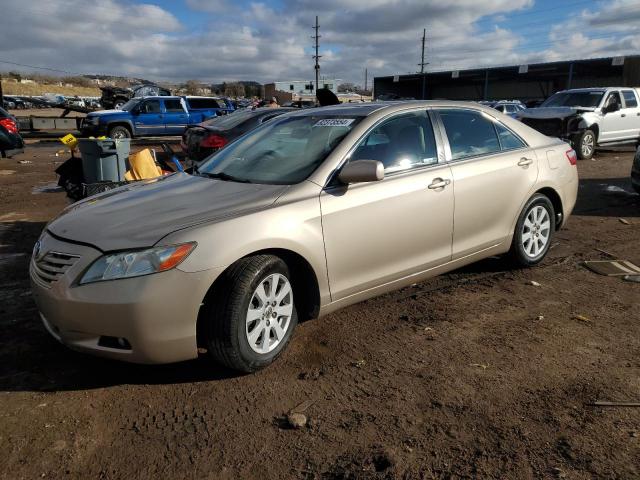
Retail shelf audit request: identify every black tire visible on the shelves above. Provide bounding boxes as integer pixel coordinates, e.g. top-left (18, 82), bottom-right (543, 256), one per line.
top-left (203, 255), bottom-right (298, 372)
top-left (508, 194), bottom-right (556, 267)
top-left (108, 125), bottom-right (131, 139)
top-left (575, 129), bottom-right (595, 160)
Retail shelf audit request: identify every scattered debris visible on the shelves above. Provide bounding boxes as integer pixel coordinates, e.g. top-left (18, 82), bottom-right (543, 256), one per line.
top-left (618, 218), bottom-right (631, 225)
top-left (551, 466), bottom-right (567, 478)
top-left (528, 280), bottom-right (541, 287)
top-left (424, 327), bottom-right (434, 332)
top-left (536, 315), bottom-right (545, 321)
top-left (586, 401), bottom-right (640, 407)
top-left (573, 314), bottom-right (591, 323)
top-left (594, 248), bottom-right (616, 258)
top-left (0, 170), bottom-right (16, 175)
top-left (290, 399), bottom-right (315, 414)
top-left (18, 160), bottom-right (33, 165)
top-left (352, 359), bottom-right (366, 368)
top-left (623, 275), bottom-right (640, 283)
top-left (583, 260), bottom-right (640, 277)
top-left (32, 183), bottom-right (64, 195)
top-left (286, 412), bottom-right (307, 429)
top-left (470, 363), bottom-right (489, 369)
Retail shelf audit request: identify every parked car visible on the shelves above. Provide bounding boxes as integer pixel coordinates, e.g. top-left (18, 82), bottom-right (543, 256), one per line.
top-left (2, 99), bottom-right (16, 110)
top-left (632, 144), bottom-right (640, 194)
top-left (99, 83), bottom-right (172, 110)
top-left (516, 87), bottom-right (640, 160)
top-left (81, 96), bottom-right (235, 138)
top-left (4, 95), bottom-right (30, 109)
top-left (31, 101), bottom-right (578, 372)
top-left (491, 101), bottom-right (526, 117)
top-left (181, 107), bottom-right (296, 161)
top-left (0, 107), bottom-right (24, 157)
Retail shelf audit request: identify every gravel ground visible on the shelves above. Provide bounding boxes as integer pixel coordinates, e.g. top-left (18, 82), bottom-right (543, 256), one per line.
top-left (0, 144), bottom-right (639, 479)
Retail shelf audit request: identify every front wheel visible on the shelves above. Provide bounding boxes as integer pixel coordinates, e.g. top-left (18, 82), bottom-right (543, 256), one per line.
top-left (509, 194), bottom-right (555, 267)
top-left (108, 125), bottom-right (131, 139)
top-left (203, 255), bottom-right (298, 372)
top-left (575, 129), bottom-right (595, 160)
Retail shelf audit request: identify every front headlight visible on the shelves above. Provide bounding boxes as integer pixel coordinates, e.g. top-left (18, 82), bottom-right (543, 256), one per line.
top-left (79, 242), bottom-right (196, 285)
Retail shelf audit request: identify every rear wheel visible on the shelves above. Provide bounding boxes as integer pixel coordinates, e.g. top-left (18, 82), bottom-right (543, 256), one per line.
top-left (575, 129), bottom-right (595, 160)
top-left (108, 125), bottom-right (131, 139)
top-left (509, 194), bottom-right (555, 267)
top-left (203, 255), bottom-right (298, 372)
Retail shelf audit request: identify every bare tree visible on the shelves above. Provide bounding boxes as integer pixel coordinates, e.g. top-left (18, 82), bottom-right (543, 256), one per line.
top-left (185, 80), bottom-right (200, 95)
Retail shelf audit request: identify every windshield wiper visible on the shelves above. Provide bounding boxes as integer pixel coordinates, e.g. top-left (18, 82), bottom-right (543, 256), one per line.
top-left (199, 171), bottom-right (252, 183)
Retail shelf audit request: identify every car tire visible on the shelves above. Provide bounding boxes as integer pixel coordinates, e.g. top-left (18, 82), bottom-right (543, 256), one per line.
top-left (508, 194), bottom-right (555, 268)
top-left (108, 126), bottom-right (131, 139)
top-left (575, 129), bottom-right (595, 160)
top-left (203, 255), bottom-right (298, 372)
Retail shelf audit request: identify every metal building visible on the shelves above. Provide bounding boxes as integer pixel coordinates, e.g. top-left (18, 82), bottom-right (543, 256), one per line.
top-left (373, 56), bottom-right (640, 102)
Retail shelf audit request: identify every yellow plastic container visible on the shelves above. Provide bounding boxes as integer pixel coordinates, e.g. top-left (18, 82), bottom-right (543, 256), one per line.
top-left (59, 133), bottom-right (78, 150)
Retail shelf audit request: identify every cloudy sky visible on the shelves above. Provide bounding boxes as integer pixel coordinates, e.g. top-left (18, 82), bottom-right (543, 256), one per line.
top-left (0, 0), bottom-right (639, 85)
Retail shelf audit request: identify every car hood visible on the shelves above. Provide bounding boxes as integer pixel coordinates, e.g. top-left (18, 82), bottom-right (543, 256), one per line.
top-left (47, 173), bottom-right (289, 251)
top-left (517, 106), bottom-right (595, 120)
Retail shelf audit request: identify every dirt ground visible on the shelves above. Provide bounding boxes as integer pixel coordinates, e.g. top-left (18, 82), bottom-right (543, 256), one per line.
top-left (0, 143), bottom-right (639, 480)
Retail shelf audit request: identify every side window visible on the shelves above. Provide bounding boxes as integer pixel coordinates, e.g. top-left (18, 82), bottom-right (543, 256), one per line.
top-left (439, 109), bottom-right (500, 160)
top-left (605, 91), bottom-right (622, 108)
top-left (350, 111), bottom-right (438, 173)
top-left (622, 90), bottom-right (638, 108)
top-left (494, 122), bottom-right (526, 150)
top-left (164, 99), bottom-right (184, 112)
top-left (188, 98), bottom-right (221, 109)
top-left (140, 100), bottom-right (161, 113)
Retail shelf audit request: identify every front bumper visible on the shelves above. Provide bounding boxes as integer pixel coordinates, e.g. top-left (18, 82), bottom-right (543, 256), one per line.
top-left (30, 232), bottom-right (221, 364)
top-left (80, 121), bottom-right (108, 137)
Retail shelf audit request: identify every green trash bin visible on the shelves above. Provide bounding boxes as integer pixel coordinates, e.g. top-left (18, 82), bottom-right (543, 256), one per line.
top-left (78, 138), bottom-right (131, 183)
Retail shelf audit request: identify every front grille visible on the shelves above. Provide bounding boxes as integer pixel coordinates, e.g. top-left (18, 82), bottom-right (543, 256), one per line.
top-left (521, 118), bottom-right (564, 138)
top-left (32, 251), bottom-right (80, 287)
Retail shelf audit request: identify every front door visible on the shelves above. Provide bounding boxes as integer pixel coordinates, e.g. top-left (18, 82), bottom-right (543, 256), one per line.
top-left (320, 110), bottom-right (454, 301)
top-left (435, 108), bottom-right (539, 258)
top-left (599, 91), bottom-right (626, 143)
top-left (133, 99), bottom-right (164, 136)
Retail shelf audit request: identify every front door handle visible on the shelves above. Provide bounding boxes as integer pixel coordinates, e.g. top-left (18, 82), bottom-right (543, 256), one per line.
top-left (428, 178), bottom-right (451, 190)
top-left (518, 157), bottom-right (534, 167)
top-left (621, 113), bottom-right (626, 117)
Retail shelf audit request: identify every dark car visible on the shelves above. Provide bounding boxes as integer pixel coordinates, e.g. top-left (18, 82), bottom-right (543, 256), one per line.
top-left (4, 96), bottom-right (30, 109)
top-left (100, 83), bottom-right (172, 110)
top-left (0, 107), bottom-right (24, 157)
top-left (181, 107), bottom-right (295, 161)
top-left (632, 144), bottom-right (640, 194)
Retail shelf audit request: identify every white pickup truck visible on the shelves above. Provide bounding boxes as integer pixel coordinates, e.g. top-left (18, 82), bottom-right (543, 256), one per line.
top-left (517, 87), bottom-right (640, 159)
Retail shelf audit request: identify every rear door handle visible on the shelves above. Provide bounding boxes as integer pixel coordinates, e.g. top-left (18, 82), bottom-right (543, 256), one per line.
top-left (518, 157), bottom-right (534, 167)
top-left (428, 178), bottom-right (451, 190)
top-left (621, 113), bottom-right (626, 117)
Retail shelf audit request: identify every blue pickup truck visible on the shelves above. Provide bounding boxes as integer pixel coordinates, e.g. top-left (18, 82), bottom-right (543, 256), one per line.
top-left (80, 96), bottom-right (234, 139)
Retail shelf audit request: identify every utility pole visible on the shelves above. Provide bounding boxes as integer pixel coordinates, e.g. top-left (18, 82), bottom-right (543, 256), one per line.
top-left (364, 68), bottom-right (368, 91)
top-left (0, 72), bottom-right (4, 106)
top-left (312, 16), bottom-right (321, 94)
top-left (418, 28), bottom-right (429, 100)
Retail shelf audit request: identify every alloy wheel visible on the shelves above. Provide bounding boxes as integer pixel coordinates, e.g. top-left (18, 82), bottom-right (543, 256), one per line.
top-left (581, 133), bottom-right (594, 158)
top-left (521, 205), bottom-right (551, 258)
top-left (245, 273), bottom-right (293, 354)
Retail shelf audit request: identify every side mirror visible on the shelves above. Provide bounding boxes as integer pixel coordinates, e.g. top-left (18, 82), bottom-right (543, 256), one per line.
top-left (338, 160), bottom-right (384, 184)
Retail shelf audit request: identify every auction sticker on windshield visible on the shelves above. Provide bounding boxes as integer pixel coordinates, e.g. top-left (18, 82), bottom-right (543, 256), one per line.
top-left (314, 119), bottom-right (355, 127)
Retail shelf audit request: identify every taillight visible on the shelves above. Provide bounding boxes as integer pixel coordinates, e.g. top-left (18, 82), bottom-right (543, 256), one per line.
top-left (0, 118), bottom-right (18, 134)
top-left (565, 149), bottom-right (577, 166)
top-left (201, 134), bottom-right (228, 149)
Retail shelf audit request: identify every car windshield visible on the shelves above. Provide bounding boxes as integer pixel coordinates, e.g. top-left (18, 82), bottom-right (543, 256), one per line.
top-left (202, 109), bottom-right (263, 129)
top-left (120, 99), bottom-right (141, 111)
top-left (541, 91), bottom-right (604, 108)
top-left (198, 114), bottom-right (364, 184)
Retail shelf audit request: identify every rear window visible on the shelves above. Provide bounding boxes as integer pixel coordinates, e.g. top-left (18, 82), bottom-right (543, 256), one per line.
top-left (623, 90), bottom-right (638, 108)
top-left (188, 98), bottom-right (222, 109)
top-left (202, 110), bottom-right (260, 129)
top-left (164, 99), bottom-right (184, 112)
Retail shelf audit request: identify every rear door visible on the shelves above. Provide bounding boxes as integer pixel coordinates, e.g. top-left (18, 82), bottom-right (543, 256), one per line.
top-left (620, 89), bottom-right (640, 140)
top-left (320, 109), bottom-right (454, 300)
top-left (162, 98), bottom-right (188, 135)
top-left (133, 99), bottom-right (164, 136)
top-left (435, 108), bottom-right (538, 259)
